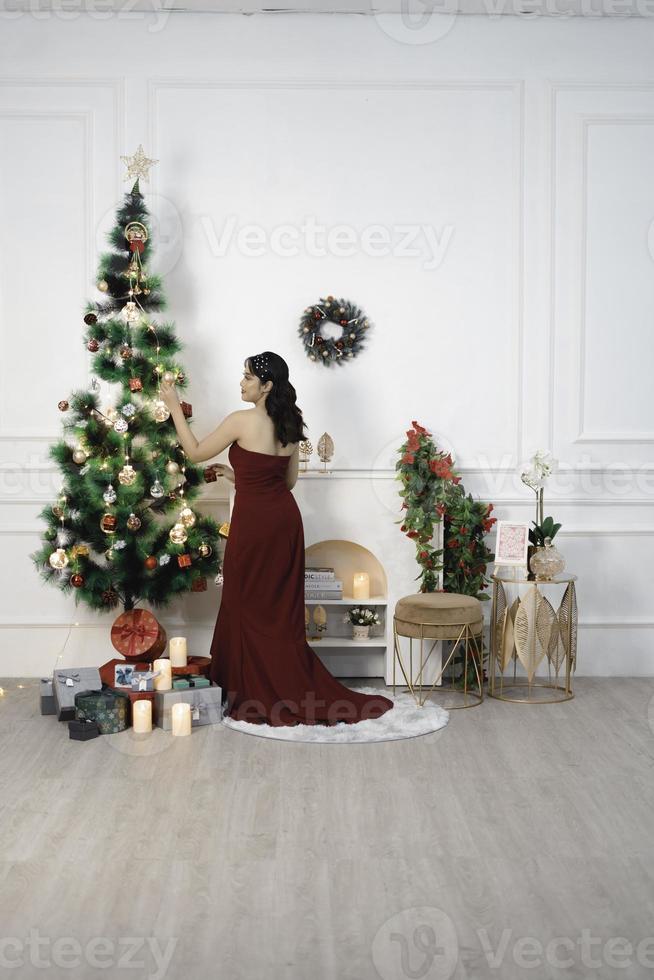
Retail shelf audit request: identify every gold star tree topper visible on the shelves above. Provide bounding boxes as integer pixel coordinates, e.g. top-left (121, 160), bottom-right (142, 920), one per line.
top-left (121, 145), bottom-right (158, 182)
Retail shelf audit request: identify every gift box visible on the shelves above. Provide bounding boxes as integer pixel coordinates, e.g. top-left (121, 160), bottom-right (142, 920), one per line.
top-left (75, 686), bottom-right (130, 734)
top-left (99, 658), bottom-right (151, 689)
top-left (130, 670), bottom-right (158, 692)
top-left (171, 656), bottom-right (212, 679)
top-left (172, 675), bottom-right (210, 690)
top-left (68, 719), bottom-right (100, 741)
top-left (110, 609), bottom-right (167, 661)
top-left (40, 678), bottom-right (56, 716)
top-left (53, 667), bottom-right (102, 722)
top-left (153, 685), bottom-right (223, 730)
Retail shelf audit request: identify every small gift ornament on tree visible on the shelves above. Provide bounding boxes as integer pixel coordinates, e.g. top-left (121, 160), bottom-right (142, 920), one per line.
top-left (30, 149), bottom-right (223, 628)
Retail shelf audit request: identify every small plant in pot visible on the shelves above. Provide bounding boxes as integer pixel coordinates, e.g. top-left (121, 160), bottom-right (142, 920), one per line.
top-left (343, 606), bottom-right (380, 641)
top-left (529, 516), bottom-right (565, 580)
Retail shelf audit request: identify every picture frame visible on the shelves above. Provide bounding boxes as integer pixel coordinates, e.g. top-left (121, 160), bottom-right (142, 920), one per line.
top-left (114, 664), bottom-right (135, 688)
top-left (494, 521), bottom-right (530, 566)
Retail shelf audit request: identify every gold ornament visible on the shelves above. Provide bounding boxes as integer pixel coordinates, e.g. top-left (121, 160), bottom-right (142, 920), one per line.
top-left (312, 605), bottom-right (327, 637)
top-left (153, 400), bottom-right (170, 423)
top-left (72, 447), bottom-right (88, 465)
top-left (218, 522), bottom-right (230, 538)
top-left (71, 544), bottom-right (89, 558)
top-left (118, 463), bottom-right (137, 486)
top-left (162, 370), bottom-right (176, 385)
top-left (178, 506), bottom-right (196, 528)
top-left (299, 440), bottom-right (313, 472)
top-left (52, 504), bottom-right (65, 519)
top-left (198, 541), bottom-right (212, 558)
top-left (165, 460), bottom-right (179, 475)
top-left (317, 432), bottom-right (334, 473)
top-left (97, 279), bottom-right (109, 292)
top-left (48, 548), bottom-right (69, 570)
top-left (122, 300), bottom-right (139, 323)
top-left (169, 523), bottom-right (188, 545)
top-left (126, 512), bottom-right (142, 532)
top-left (121, 147), bottom-right (158, 182)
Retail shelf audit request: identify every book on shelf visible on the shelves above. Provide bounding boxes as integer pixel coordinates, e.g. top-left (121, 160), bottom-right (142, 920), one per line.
top-left (304, 579), bottom-right (343, 591)
top-left (305, 590), bottom-right (344, 601)
top-left (305, 567), bottom-right (336, 581)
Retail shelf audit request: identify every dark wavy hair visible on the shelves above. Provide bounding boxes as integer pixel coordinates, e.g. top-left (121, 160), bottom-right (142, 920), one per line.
top-left (245, 351), bottom-right (308, 447)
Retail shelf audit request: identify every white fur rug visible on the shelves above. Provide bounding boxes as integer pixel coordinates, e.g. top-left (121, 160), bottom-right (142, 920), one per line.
top-left (221, 687), bottom-right (449, 743)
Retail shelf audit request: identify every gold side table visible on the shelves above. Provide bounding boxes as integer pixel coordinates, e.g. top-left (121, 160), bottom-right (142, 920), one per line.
top-left (489, 571), bottom-right (578, 703)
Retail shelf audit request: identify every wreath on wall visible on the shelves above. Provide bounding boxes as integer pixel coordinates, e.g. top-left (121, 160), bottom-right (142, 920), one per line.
top-left (298, 296), bottom-right (371, 365)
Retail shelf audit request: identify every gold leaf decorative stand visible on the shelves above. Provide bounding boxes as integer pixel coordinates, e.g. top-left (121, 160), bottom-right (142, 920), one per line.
top-left (489, 571), bottom-right (578, 703)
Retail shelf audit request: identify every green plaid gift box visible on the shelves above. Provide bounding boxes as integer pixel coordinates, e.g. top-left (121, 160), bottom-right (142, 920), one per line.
top-left (74, 687), bottom-right (130, 734)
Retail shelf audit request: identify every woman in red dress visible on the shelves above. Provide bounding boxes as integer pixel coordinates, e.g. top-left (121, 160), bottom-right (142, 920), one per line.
top-left (160, 351), bottom-right (394, 727)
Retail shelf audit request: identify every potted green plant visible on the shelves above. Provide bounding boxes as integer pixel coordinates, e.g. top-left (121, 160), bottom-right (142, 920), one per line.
top-left (343, 606), bottom-right (380, 641)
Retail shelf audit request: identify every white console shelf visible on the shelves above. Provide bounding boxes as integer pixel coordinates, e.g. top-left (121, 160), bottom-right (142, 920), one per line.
top-left (304, 596), bottom-right (387, 606)
top-left (304, 539), bottom-right (388, 678)
top-left (307, 638), bottom-right (386, 649)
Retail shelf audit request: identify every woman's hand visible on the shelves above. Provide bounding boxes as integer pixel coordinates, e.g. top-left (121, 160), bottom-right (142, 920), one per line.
top-left (159, 378), bottom-right (180, 411)
top-left (207, 464), bottom-right (235, 484)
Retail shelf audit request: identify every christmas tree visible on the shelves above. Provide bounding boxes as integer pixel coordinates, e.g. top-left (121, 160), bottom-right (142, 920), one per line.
top-left (31, 149), bottom-right (223, 613)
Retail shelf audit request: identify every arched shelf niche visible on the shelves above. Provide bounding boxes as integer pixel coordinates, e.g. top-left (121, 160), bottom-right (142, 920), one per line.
top-left (304, 539), bottom-right (387, 601)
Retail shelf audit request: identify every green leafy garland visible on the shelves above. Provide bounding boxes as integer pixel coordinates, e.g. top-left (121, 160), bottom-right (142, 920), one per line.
top-left (395, 421), bottom-right (496, 600)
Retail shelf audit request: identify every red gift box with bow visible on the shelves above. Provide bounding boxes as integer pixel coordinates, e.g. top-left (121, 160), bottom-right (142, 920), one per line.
top-left (110, 609), bottom-right (167, 661)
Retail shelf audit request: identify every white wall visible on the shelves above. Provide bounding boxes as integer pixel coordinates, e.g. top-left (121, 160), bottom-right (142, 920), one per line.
top-left (1, 11), bottom-right (653, 678)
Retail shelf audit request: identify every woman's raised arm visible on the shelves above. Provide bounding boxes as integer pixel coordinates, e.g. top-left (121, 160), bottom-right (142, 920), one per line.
top-left (160, 379), bottom-right (242, 463)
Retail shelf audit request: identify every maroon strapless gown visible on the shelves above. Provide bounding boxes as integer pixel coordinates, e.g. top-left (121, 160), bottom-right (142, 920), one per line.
top-left (208, 441), bottom-right (394, 727)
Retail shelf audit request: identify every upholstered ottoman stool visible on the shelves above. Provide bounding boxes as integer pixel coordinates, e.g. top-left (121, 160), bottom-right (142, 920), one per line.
top-left (393, 592), bottom-right (484, 709)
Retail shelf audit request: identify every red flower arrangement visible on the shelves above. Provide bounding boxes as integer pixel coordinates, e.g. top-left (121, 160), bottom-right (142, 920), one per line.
top-left (395, 420), bottom-right (496, 598)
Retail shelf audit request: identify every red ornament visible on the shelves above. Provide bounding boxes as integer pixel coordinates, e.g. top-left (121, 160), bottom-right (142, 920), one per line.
top-left (129, 239), bottom-right (145, 254)
top-left (144, 555), bottom-right (158, 570)
top-left (191, 576), bottom-right (207, 592)
top-left (87, 338), bottom-right (100, 353)
top-left (180, 401), bottom-right (192, 419)
top-left (58, 400), bottom-right (69, 411)
top-left (177, 553), bottom-right (192, 568)
top-left (70, 573), bottom-right (85, 588)
top-left (203, 465), bottom-right (218, 483)
top-left (339, 319), bottom-right (347, 326)
top-left (100, 514), bottom-right (118, 533)
top-left (129, 377), bottom-right (143, 392)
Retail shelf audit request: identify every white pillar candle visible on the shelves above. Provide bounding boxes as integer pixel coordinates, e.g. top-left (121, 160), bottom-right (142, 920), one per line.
top-left (171, 701), bottom-right (192, 737)
top-left (153, 659), bottom-right (172, 691)
top-left (132, 699), bottom-right (152, 733)
top-left (352, 572), bottom-right (370, 600)
top-left (169, 636), bottom-right (188, 668)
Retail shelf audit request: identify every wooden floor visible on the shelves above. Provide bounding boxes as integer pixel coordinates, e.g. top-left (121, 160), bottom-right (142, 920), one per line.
top-left (1, 677), bottom-right (653, 980)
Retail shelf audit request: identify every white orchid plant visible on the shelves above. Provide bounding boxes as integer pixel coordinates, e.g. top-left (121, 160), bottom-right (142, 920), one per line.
top-left (520, 450), bottom-right (561, 546)
top-left (343, 607), bottom-right (381, 627)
